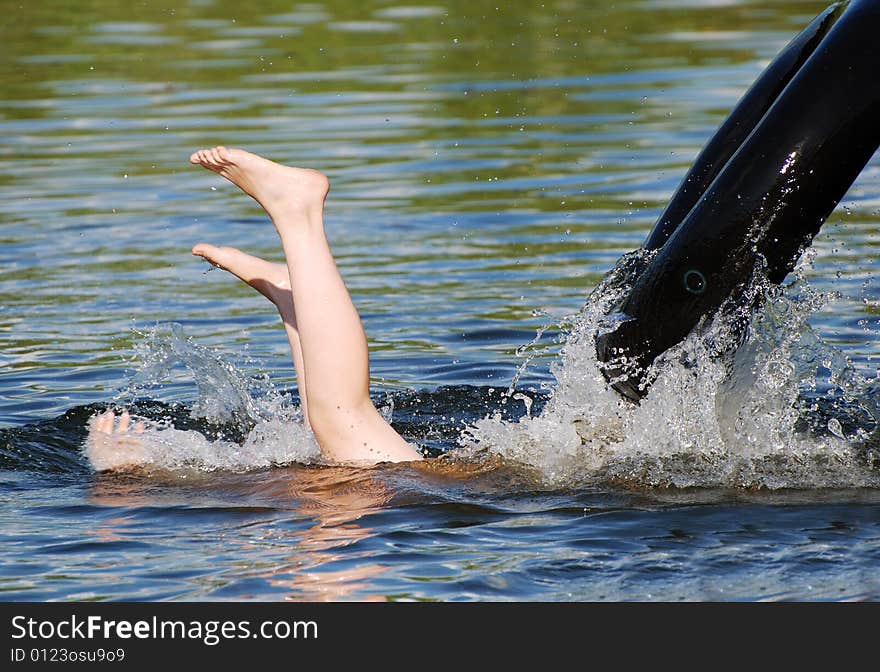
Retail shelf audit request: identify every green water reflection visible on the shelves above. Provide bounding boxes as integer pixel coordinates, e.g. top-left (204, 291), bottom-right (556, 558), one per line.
top-left (1, 0), bottom-right (875, 422)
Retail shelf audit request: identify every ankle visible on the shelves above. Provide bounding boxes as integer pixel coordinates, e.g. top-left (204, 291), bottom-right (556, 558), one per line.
top-left (273, 211), bottom-right (325, 238)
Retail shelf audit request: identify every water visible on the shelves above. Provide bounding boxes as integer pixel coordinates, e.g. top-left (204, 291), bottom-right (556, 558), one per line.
top-left (3, 0), bottom-right (880, 601)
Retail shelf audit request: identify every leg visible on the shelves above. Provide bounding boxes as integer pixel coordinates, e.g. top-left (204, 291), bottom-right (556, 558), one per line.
top-left (191, 244), bottom-right (310, 427)
top-left (190, 146), bottom-right (422, 464)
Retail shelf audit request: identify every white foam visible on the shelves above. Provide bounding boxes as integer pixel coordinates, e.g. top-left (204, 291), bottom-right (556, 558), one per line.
top-left (86, 413), bottom-right (321, 473)
top-left (86, 324), bottom-right (321, 473)
top-left (460, 259), bottom-right (880, 489)
top-left (87, 269), bottom-right (880, 488)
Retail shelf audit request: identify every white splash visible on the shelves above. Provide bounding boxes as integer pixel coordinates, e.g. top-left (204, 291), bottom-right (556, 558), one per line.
top-left (86, 413), bottom-right (320, 473)
top-left (88, 268), bottom-right (880, 489)
top-left (89, 324), bottom-right (321, 473)
top-left (461, 255), bottom-right (880, 489)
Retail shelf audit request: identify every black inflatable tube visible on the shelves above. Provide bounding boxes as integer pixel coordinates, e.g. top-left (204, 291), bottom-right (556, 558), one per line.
top-left (643, 1), bottom-right (845, 250)
top-left (596, 0), bottom-right (880, 402)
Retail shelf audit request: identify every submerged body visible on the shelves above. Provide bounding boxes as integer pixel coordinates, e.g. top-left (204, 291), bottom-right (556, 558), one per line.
top-left (595, 0), bottom-right (880, 401)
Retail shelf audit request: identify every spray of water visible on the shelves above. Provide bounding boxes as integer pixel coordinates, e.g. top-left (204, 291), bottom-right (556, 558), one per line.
top-left (92, 324), bottom-right (321, 472)
top-left (89, 259), bottom-right (880, 488)
top-left (462, 251), bottom-right (880, 489)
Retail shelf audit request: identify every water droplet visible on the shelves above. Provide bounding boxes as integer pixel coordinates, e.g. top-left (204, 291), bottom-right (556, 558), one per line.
top-left (827, 418), bottom-right (845, 439)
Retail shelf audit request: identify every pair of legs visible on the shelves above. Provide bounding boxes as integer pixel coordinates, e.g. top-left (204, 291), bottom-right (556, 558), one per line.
top-left (93, 147), bottom-right (421, 467)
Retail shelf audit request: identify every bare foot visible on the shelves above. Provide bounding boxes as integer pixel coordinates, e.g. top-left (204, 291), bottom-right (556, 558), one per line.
top-left (189, 146), bottom-right (330, 226)
top-left (192, 244), bottom-right (294, 316)
top-left (86, 410), bottom-right (149, 472)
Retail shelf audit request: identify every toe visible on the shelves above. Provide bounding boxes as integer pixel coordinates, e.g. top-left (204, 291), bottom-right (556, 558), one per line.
top-left (191, 244), bottom-right (279, 289)
top-left (192, 243), bottom-right (225, 267)
top-left (204, 246), bottom-right (249, 272)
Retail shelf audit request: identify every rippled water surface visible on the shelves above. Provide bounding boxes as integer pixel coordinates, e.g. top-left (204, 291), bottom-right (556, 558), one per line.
top-left (3, 0), bottom-right (880, 601)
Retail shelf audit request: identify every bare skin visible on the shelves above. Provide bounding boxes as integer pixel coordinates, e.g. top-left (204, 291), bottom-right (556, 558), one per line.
top-left (191, 243), bottom-right (311, 428)
top-left (89, 147), bottom-right (422, 468)
top-left (86, 410), bottom-right (148, 471)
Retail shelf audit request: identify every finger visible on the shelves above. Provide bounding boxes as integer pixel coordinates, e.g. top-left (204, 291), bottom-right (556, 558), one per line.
top-left (96, 410), bottom-right (113, 434)
top-left (133, 421), bottom-right (146, 434)
top-left (117, 410), bottom-right (130, 433)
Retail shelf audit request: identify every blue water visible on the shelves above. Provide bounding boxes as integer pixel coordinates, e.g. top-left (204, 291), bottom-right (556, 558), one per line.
top-left (2, 0), bottom-right (880, 601)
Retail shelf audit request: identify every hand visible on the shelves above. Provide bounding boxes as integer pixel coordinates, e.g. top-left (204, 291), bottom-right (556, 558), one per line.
top-left (86, 409), bottom-right (149, 472)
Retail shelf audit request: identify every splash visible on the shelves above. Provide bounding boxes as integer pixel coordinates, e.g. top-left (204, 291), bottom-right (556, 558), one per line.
top-left (122, 322), bottom-right (286, 427)
top-left (84, 271), bottom-right (880, 489)
top-left (91, 324), bottom-right (321, 472)
top-left (462, 252), bottom-right (880, 489)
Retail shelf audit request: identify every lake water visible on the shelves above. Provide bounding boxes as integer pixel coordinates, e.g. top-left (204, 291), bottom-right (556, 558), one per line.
top-left (2, 0), bottom-right (880, 601)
